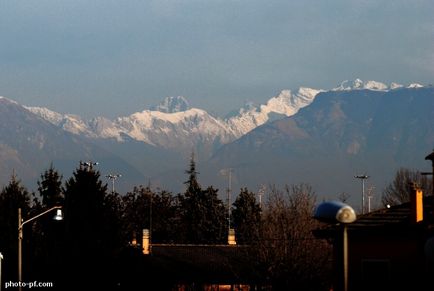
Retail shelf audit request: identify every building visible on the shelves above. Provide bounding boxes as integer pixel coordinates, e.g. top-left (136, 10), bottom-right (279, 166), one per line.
top-left (315, 185), bottom-right (434, 291)
top-left (117, 244), bottom-right (266, 290)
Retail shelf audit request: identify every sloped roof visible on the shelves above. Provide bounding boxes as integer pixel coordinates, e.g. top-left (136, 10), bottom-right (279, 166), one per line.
top-left (351, 195), bottom-right (434, 228)
top-left (148, 244), bottom-right (260, 284)
top-left (117, 244), bottom-right (263, 288)
top-left (313, 196), bottom-right (434, 239)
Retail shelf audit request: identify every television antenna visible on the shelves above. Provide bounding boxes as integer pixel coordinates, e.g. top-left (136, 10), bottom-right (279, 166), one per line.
top-left (220, 168), bottom-right (233, 234)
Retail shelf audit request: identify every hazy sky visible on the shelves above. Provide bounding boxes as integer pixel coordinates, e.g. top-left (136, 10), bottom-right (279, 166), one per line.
top-left (1, 0), bottom-right (433, 118)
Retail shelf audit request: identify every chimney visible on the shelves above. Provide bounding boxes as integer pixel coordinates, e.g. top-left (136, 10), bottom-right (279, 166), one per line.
top-left (142, 229), bottom-right (150, 255)
top-left (410, 183), bottom-right (423, 223)
top-left (228, 228), bottom-right (237, 245)
top-left (131, 232), bottom-right (137, 246)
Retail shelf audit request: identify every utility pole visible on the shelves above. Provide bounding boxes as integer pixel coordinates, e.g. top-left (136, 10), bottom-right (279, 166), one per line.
top-left (258, 184), bottom-right (266, 210)
top-left (367, 186), bottom-right (375, 213)
top-left (355, 174), bottom-right (369, 214)
top-left (226, 168), bottom-right (232, 234)
top-left (220, 168), bottom-right (233, 234)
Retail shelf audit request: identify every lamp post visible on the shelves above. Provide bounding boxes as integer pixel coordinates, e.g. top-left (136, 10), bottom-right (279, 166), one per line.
top-left (314, 201), bottom-right (357, 291)
top-left (0, 252), bottom-right (3, 291)
top-left (18, 206), bottom-right (63, 290)
top-left (354, 174), bottom-right (369, 214)
top-left (106, 173), bottom-right (121, 193)
top-left (80, 160), bottom-right (99, 171)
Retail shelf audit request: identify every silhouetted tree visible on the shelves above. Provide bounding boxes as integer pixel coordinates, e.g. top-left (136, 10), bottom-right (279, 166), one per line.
top-left (200, 185), bottom-right (227, 243)
top-left (150, 189), bottom-right (178, 243)
top-left (30, 165), bottom-right (65, 282)
top-left (61, 163), bottom-right (120, 290)
top-left (184, 151), bottom-right (201, 194)
top-left (121, 185), bottom-right (153, 245)
top-left (178, 153), bottom-right (226, 244)
top-left (37, 163), bottom-right (64, 207)
top-left (256, 184), bottom-right (332, 290)
top-left (382, 167), bottom-right (432, 206)
top-left (0, 173), bottom-right (32, 282)
top-left (231, 187), bottom-right (261, 244)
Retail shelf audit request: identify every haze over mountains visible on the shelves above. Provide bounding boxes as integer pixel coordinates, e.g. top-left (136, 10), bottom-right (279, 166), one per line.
top-left (1, 79), bottom-right (433, 208)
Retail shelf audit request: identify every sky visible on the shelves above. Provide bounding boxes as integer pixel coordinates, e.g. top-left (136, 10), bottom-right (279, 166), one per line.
top-left (1, 0), bottom-right (433, 118)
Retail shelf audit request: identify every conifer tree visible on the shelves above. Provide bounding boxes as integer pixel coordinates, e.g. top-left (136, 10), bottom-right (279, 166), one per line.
top-left (184, 151), bottom-right (201, 194)
top-left (121, 186), bottom-right (178, 244)
top-left (231, 187), bottom-right (261, 244)
top-left (201, 185), bottom-right (227, 243)
top-left (31, 165), bottom-right (65, 282)
top-left (61, 162), bottom-right (120, 289)
top-left (37, 163), bottom-right (64, 207)
top-left (178, 153), bottom-right (226, 244)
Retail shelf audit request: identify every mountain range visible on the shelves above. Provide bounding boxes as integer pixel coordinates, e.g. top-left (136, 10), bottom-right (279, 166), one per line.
top-left (1, 79), bottom-right (433, 209)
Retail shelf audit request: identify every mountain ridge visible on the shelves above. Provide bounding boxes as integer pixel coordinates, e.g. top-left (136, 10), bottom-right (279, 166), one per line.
top-left (25, 79), bottom-right (420, 154)
top-left (1, 79), bottom-right (431, 202)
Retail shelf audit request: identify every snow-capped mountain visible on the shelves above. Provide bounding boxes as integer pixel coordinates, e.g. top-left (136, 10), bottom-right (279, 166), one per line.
top-left (332, 78), bottom-right (426, 92)
top-left (24, 79), bottom-right (426, 157)
top-left (115, 108), bottom-right (234, 151)
top-left (0, 96), bottom-right (145, 190)
top-left (25, 106), bottom-right (98, 137)
top-left (26, 87), bottom-right (323, 154)
top-left (149, 96), bottom-right (190, 113)
top-left (226, 87), bottom-right (322, 137)
top-left (333, 79), bottom-right (389, 91)
top-left (210, 85), bottom-right (434, 206)
top-left (1, 79), bottom-right (431, 196)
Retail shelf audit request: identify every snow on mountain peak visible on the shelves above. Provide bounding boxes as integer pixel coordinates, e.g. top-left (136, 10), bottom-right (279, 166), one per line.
top-left (25, 106), bottom-right (96, 136)
top-left (390, 82), bottom-right (404, 90)
top-left (25, 79), bottom-right (426, 154)
top-left (227, 87), bottom-right (322, 137)
top-left (364, 80), bottom-right (388, 91)
top-left (150, 96), bottom-right (190, 113)
top-left (407, 83), bottom-right (424, 88)
top-left (0, 96), bottom-right (19, 105)
top-left (333, 79), bottom-right (388, 91)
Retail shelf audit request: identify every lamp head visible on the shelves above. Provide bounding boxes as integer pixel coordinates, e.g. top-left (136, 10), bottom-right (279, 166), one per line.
top-left (53, 209), bottom-right (63, 221)
top-left (314, 201), bottom-right (356, 224)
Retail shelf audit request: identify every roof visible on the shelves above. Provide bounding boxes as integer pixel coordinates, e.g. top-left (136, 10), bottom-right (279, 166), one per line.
top-left (149, 244), bottom-right (260, 283)
top-left (313, 196), bottom-right (434, 239)
top-left (117, 244), bottom-right (263, 288)
top-left (352, 195), bottom-right (434, 228)
top-left (425, 151), bottom-right (434, 161)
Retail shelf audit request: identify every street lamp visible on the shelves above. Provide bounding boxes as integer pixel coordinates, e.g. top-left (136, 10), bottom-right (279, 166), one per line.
top-left (314, 201), bottom-right (356, 291)
top-left (106, 173), bottom-right (122, 193)
top-left (80, 160), bottom-right (99, 171)
top-left (18, 206), bottom-right (63, 289)
top-left (354, 174), bottom-right (369, 214)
